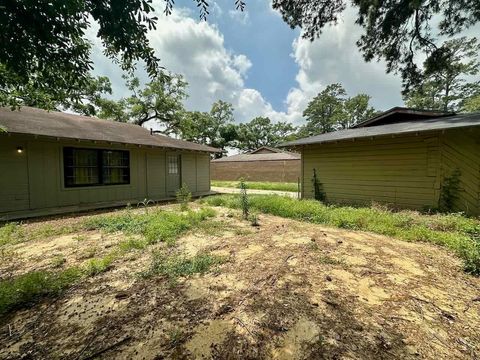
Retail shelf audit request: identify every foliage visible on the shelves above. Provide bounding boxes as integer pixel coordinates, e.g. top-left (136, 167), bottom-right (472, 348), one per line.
top-left (211, 180), bottom-right (297, 192)
top-left (312, 169), bottom-right (326, 202)
top-left (249, 213), bottom-right (260, 227)
top-left (239, 179), bottom-right (250, 219)
top-left (438, 169), bottom-right (462, 213)
top-left (300, 83), bottom-right (376, 136)
top-left (97, 73), bottom-right (188, 134)
top-left (0, 267), bottom-right (83, 316)
top-left (176, 183), bottom-right (193, 211)
top-left (271, 0), bottom-right (480, 92)
top-left (0, 222), bottom-right (79, 247)
top-left (143, 252), bottom-right (226, 279)
top-left (236, 117), bottom-right (297, 151)
top-left (462, 94), bottom-right (480, 112)
top-left (403, 37), bottom-right (480, 112)
top-left (83, 207), bottom-right (216, 246)
top-left (84, 255), bottom-right (115, 277)
top-left (180, 100), bottom-right (238, 156)
top-left (0, 0), bottom-right (160, 109)
top-left (118, 237), bottom-right (148, 252)
top-left (201, 194), bottom-right (480, 274)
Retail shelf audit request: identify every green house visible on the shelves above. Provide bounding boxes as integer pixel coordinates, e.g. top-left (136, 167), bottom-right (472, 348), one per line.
top-left (282, 108), bottom-right (480, 216)
top-left (0, 107), bottom-right (219, 220)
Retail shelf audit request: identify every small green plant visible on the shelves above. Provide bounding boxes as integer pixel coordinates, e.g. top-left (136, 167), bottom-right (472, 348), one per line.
top-left (166, 328), bottom-right (186, 349)
top-left (84, 254), bottom-right (115, 276)
top-left (438, 168), bottom-right (461, 213)
top-left (239, 178), bottom-right (250, 220)
top-left (137, 198), bottom-right (155, 213)
top-left (118, 237), bottom-right (147, 252)
top-left (249, 213), bottom-right (260, 227)
top-left (51, 255), bottom-right (66, 268)
top-left (176, 183), bottom-right (192, 211)
top-left (312, 168), bottom-right (326, 202)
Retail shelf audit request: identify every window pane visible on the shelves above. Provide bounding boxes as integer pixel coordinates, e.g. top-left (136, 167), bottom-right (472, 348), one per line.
top-left (168, 156), bottom-right (178, 174)
top-left (64, 148), bottom-right (99, 186)
top-left (103, 150), bottom-right (130, 184)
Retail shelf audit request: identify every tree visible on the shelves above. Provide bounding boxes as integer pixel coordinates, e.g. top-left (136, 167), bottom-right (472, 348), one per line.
top-left (462, 94), bottom-right (480, 112)
top-left (271, 0), bottom-right (480, 92)
top-left (300, 83), bottom-right (376, 136)
top-left (236, 117), bottom-right (297, 151)
top-left (1, 0), bottom-right (161, 109)
top-left (180, 100), bottom-right (238, 157)
top-left (98, 72), bottom-right (188, 135)
top-left (403, 37), bottom-right (480, 112)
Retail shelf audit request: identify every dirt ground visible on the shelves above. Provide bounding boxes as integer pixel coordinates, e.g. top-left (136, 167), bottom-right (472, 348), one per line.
top-left (1, 204), bottom-right (479, 359)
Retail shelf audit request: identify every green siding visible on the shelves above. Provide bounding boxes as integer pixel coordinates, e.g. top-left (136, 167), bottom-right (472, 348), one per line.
top-left (301, 129), bottom-right (480, 216)
top-left (0, 135), bottom-right (212, 218)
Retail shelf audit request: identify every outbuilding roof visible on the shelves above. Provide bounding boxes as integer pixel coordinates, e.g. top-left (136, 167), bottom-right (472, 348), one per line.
top-left (0, 107), bottom-right (220, 153)
top-left (281, 112), bottom-right (480, 147)
top-left (212, 146), bottom-right (300, 162)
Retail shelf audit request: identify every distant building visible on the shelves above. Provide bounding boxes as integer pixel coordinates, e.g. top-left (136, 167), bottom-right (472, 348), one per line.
top-left (282, 107), bottom-right (480, 215)
top-left (211, 146), bottom-right (301, 182)
top-left (0, 107), bottom-right (220, 220)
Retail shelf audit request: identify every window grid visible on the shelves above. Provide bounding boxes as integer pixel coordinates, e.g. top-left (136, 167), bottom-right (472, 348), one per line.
top-left (64, 148), bottom-right (130, 187)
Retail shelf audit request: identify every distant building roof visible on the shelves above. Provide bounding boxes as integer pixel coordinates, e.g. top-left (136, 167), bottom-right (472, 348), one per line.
top-left (353, 107), bottom-right (455, 128)
top-left (281, 112), bottom-right (480, 147)
top-left (212, 146), bottom-right (300, 162)
top-left (0, 107), bottom-right (220, 153)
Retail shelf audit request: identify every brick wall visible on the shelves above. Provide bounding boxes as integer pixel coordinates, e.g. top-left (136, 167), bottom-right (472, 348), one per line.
top-left (211, 160), bottom-right (301, 182)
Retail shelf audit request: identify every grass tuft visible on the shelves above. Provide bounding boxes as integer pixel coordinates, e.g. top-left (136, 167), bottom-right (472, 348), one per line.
top-left (143, 252), bottom-right (227, 280)
top-left (201, 194), bottom-right (480, 274)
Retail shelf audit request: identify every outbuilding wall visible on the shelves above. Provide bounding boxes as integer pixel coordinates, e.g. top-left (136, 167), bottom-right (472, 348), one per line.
top-left (211, 159), bottom-right (301, 182)
top-left (301, 128), bottom-right (480, 216)
top-left (0, 135), bottom-right (211, 219)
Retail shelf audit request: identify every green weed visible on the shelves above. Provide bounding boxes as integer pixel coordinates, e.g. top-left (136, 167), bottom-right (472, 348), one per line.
top-left (211, 180), bottom-right (297, 192)
top-left (84, 254), bottom-right (115, 276)
top-left (201, 194), bottom-right (480, 274)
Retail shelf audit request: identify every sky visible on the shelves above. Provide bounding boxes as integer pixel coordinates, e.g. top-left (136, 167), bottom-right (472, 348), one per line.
top-left (90, 0), bottom-right (412, 126)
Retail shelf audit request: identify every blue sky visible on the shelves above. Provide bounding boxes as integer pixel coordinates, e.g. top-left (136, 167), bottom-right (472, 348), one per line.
top-left (90, 1), bottom-right (414, 124)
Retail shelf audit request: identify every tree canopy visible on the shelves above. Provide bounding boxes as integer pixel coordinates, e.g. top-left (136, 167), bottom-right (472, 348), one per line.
top-left (300, 83), bottom-right (376, 136)
top-left (403, 37), bottom-right (480, 112)
top-left (236, 117), bottom-right (297, 152)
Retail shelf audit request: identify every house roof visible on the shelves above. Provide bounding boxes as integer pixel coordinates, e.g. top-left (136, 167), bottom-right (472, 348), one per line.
top-left (352, 107), bottom-right (454, 128)
top-left (281, 112), bottom-right (480, 147)
top-left (0, 107), bottom-right (220, 153)
top-left (212, 146), bottom-right (300, 162)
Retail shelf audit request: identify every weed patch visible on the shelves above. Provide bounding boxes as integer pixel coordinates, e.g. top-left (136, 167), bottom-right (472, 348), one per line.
top-left (143, 252), bottom-right (227, 280)
top-left (201, 195), bottom-right (480, 274)
top-left (0, 267), bottom-right (83, 316)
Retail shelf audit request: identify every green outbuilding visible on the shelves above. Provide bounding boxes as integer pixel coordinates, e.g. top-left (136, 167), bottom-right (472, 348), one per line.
top-left (282, 108), bottom-right (480, 216)
top-left (0, 107), bottom-right (219, 220)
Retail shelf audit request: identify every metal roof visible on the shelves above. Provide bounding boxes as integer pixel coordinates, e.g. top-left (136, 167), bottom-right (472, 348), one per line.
top-left (0, 107), bottom-right (220, 153)
top-left (281, 112), bottom-right (480, 147)
top-left (212, 147), bottom-right (300, 162)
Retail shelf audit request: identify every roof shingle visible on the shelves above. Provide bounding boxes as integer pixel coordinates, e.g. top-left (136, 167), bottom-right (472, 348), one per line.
top-left (0, 107), bottom-right (221, 153)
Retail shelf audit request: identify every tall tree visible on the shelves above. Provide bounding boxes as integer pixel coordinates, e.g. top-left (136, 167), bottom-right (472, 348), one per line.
top-left (98, 72), bottom-right (188, 135)
top-left (236, 117), bottom-right (297, 151)
top-left (180, 101), bottom-right (238, 157)
top-left (271, 0), bottom-right (480, 92)
top-left (403, 37), bottom-right (480, 112)
top-left (300, 84), bottom-right (376, 136)
top-left (462, 94), bottom-right (480, 112)
top-left (1, 0), bottom-right (160, 109)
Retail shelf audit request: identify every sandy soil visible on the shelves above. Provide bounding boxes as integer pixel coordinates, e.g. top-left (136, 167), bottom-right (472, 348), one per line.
top-left (1, 205), bottom-right (479, 359)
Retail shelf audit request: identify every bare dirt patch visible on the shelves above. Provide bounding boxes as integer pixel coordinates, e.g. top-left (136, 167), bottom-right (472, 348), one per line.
top-left (1, 205), bottom-right (480, 359)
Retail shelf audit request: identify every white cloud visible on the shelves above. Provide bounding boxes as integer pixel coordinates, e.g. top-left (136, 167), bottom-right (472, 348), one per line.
top-left (228, 9), bottom-right (250, 25)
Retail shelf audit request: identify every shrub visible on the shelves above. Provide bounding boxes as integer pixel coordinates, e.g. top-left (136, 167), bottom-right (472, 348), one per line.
top-left (176, 183), bottom-right (192, 211)
top-left (312, 168), bottom-right (326, 202)
top-left (438, 168), bottom-right (461, 213)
